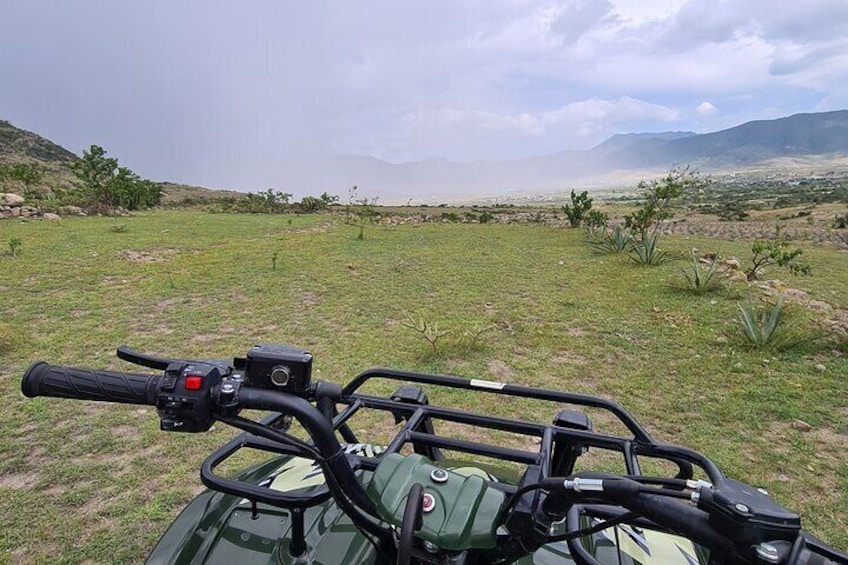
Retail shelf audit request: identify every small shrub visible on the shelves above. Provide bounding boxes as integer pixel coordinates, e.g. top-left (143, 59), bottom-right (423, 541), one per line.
top-left (461, 323), bottom-right (496, 349)
top-left (402, 313), bottom-right (450, 353)
top-left (401, 314), bottom-right (495, 354)
top-left (562, 189), bottom-right (593, 227)
top-left (8, 237), bottom-right (22, 257)
top-left (630, 230), bottom-right (668, 265)
top-left (478, 210), bottom-right (495, 224)
top-left (745, 233), bottom-right (811, 280)
top-left (584, 209), bottom-right (609, 228)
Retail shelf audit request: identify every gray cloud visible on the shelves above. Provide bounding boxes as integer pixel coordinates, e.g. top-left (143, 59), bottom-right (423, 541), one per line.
top-left (0, 0), bottom-right (845, 192)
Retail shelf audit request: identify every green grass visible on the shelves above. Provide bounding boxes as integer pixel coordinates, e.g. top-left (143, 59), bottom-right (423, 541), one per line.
top-left (1, 210), bottom-right (846, 562)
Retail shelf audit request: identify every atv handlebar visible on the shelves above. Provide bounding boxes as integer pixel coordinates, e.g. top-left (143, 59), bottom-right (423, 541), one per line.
top-left (22, 362), bottom-right (162, 405)
top-left (20, 354), bottom-right (848, 565)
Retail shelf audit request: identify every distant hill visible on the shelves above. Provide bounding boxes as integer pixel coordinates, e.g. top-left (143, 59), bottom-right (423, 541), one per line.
top-left (0, 120), bottom-right (242, 201)
top-left (0, 120), bottom-right (77, 165)
top-left (608, 110), bottom-right (848, 168)
top-left (590, 131), bottom-right (696, 155)
top-left (273, 110), bottom-right (848, 202)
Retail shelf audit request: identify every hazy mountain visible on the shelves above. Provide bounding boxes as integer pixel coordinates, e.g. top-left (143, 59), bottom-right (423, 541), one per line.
top-left (608, 110), bottom-right (848, 169)
top-left (590, 131), bottom-right (696, 155)
top-left (273, 111), bottom-right (848, 202)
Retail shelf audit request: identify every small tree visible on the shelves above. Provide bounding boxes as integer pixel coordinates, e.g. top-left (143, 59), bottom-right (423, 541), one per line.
top-left (625, 166), bottom-right (707, 233)
top-left (70, 145), bottom-right (161, 210)
top-left (745, 231), bottom-right (811, 281)
top-left (562, 189), bottom-right (593, 227)
top-left (71, 145), bottom-right (118, 203)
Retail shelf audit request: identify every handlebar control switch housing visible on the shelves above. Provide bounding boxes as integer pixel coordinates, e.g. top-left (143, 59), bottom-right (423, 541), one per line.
top-left (245, 344), bottom-right (312, 395)
top-left (156, 362), bottom-right (222, 433)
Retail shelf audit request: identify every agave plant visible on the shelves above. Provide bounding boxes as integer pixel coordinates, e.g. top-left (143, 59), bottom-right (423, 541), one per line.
top-left (630, 229), bottom-right (668, 265)
top-left (591, 225), bottom-right (633, 254)
top-left (584, 224), bottom-right (607, 243)
top-left (736, 296), bottom-right (785, 349)
top-left (679, 252), bottom-right (724, 293)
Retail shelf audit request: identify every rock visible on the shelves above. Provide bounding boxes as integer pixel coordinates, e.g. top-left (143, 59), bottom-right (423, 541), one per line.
top-left (60, 205), bottom-right (85, 216)
top-left (815, 364), bottom-right (827, 372)
top-left (783, 288), bottom-right (808, 300)
top-left (42, 213), bottom-right (61, 221)
top-left (724, 259), bottom-right (741, 270)
top-left (11, 207), bottom-right (21, 217)
top-left (726, 270), bottom-right (748, 282)
top-left (807, 300), bottom-right (833, 312)
top-left (0, 193), bottom-right (25, 207)
top-left (791, 419), bottom-right (812, 432)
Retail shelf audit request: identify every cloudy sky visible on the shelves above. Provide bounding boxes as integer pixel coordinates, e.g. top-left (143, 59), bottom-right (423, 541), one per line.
top-left (2, 0), bottom-right (847, 190)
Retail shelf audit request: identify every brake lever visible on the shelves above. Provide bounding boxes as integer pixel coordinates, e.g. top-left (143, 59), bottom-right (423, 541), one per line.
top-left (117, 345), bottom-right (237, 375)
top-left (117, 345), bottom-right (175, 370)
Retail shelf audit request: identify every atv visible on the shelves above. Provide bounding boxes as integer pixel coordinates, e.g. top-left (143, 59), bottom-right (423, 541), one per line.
top-left (20, 344), bottom-right (848, 564)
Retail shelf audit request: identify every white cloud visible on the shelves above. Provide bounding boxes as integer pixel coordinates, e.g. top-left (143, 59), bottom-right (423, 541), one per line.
top-left (696, 101), bottom-right (718, 116)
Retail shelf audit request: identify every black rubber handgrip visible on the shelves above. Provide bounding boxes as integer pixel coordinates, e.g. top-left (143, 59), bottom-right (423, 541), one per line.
top-left (22, 362), bottom-right (161, 405)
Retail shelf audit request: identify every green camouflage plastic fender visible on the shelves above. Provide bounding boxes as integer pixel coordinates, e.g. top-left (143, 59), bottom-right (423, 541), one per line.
top-left (366, 452), bottom-right (505, 551)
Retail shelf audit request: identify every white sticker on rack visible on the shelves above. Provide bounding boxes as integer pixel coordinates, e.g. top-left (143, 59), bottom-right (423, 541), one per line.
top-left (470, 379), bottom-right (505, 390)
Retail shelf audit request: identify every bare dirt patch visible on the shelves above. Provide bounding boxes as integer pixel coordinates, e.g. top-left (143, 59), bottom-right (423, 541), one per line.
top-left (0, 471), bottom-right (40, 489)
top-left (118, 248), bottom-right (178, 263)
top-left (486, 359), bottom-right (513, 380)
top-left (550, 351), bottom-right (588, 365)
top-left (301, 292), bottom-right (320, 307)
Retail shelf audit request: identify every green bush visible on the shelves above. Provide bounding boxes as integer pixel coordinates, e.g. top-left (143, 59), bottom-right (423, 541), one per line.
top-left (562, 189), bottom-right (593, 227)
top-left (8, 237), bottom-right (22, 257)
top-left (585, 209), bottom-right (609, 228)
top-left (71, 145), bottom-right (162, 210)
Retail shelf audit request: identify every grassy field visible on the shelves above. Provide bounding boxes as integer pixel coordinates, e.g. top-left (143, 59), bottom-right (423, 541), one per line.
top-left (1, 210), bottom-right (846, 563)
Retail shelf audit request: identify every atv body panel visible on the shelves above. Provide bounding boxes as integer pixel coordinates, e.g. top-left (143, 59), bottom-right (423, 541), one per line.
top-left (146, 450), bottom-right (703, 564)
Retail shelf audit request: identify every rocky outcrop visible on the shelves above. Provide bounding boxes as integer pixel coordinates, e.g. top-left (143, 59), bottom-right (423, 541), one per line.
top-left (0, 192), bottom-right (40, 219)
top-left (0, 193), bottom-right (89, 220)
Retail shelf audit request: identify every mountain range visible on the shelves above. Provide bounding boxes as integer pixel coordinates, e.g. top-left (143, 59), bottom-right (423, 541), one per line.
top-left (3, 110), bottom-right (848, 202)
top-left (272, 110), bottom-right (848, 202)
